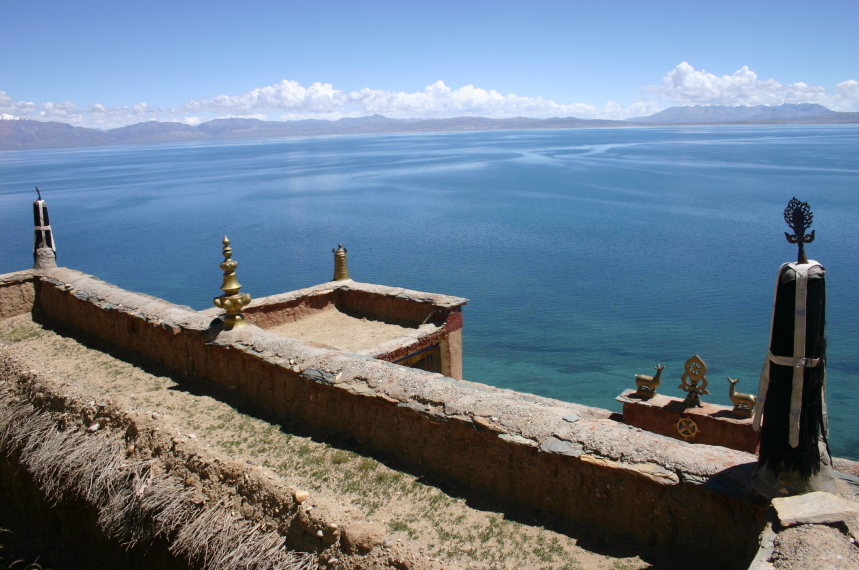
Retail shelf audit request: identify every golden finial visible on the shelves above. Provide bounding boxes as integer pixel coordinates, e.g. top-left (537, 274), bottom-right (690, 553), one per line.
top-left (213, 236), bottom-right (251, 330)
top-left (333, 243), bottom-right (349, 281)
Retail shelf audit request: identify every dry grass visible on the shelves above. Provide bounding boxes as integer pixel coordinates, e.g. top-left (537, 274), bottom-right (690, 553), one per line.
top-left (0, 390), bottom-right (317, 570)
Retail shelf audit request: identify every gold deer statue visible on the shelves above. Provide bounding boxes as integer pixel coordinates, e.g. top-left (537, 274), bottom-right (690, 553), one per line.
top-left (635, 364), bottom-right (665, 399)
top-left (728, 378), bottom-right (757, 418)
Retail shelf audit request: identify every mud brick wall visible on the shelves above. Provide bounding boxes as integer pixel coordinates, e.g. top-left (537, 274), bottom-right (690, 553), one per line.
top-left (0, 272), bottom-right (37, 320)
top-left (241, 280), bottom-right (465, 329)
top-left (332, 288), bottom-right (447, 326)
top-left (3, 269), bottom-right (768, 568)
top-left (239, 280), bottom-right (466, 379)
top-left (243, 290), bottom-right (337, 329)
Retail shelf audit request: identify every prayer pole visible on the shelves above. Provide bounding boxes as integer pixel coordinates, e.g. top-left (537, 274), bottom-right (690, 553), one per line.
top-left (32, 187), bottom-right (57, 269)
top-left (752, 198), bottom-right (834, 494)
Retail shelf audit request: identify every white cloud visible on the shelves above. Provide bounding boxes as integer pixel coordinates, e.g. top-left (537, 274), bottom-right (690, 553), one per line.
top-left (2, 65), bottom-right (856, 129)
top-left (835, 79), bottom-right (859, 101)
top-left (0, 82), bottom-right (659, 129)
top-left (647, 62), bottom-right (858, 111)
top-left (178, 79), bottom-right (659, 122)
top-left (0, 90), bottom-right (162, 128)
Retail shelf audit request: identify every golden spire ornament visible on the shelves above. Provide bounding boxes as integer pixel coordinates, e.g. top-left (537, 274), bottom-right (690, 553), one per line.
top-left (332, 243), bottom-right (349, 281)
top-left (213, 236), bottom-right (251, 330)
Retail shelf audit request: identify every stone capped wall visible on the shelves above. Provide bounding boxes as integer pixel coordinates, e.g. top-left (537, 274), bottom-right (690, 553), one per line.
top-left (0, 268), bottom-right (770, 568)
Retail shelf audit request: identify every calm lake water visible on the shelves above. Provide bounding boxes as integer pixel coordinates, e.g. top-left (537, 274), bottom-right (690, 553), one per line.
top-left (1, 125), bottom-right (858, 459)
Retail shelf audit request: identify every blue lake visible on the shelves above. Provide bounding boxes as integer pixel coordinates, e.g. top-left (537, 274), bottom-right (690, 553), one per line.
top-left (2, 125), bottom-right (858, 459)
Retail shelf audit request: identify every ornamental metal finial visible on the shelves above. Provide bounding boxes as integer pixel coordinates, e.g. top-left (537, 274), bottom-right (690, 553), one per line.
top-left (784, 198), bottom-right (814, 264)
top-left (332, 243), bottom-right (349, 281)
top-left (678, 355), bottom-right (710, 408)
top-left (213, 236), bottom-right (251, 330)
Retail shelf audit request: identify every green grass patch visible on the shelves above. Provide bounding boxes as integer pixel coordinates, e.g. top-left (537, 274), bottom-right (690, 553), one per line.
top-left (356, 458), bottom-right (378, 472)
top-left (330, 450), bottom-right (353, 464)
top-left (0, 325), bottom-right (43, 343)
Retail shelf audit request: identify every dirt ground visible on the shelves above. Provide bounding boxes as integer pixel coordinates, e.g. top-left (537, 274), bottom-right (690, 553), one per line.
top-left (264, 307), bottom-right (435, 353)
top-left (770, 524), bottom-right (859, 570)
top-left (0, 312), bottom-right (695, 570)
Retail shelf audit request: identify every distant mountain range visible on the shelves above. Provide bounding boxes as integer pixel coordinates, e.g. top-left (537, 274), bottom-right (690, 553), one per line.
top-left (626, 103), bottom-right (840, 123)
top-left (1, 104), bottom-right (857, 150)
top-left (0, 115), bottom-right (626, 150)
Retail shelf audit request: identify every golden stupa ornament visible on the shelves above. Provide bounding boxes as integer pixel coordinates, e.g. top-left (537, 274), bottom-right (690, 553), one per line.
top-left (213, 236), bottom-right (251, 330)
top-left (333, 243), bottom-right (349, 281)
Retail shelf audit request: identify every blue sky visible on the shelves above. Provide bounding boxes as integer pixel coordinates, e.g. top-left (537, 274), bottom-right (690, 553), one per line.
top-left (2, 0), bottom-right (857, 128)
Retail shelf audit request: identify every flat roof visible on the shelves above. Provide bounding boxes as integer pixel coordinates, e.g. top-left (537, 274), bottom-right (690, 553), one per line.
top-left (264, 306), bottom-right (441, 354)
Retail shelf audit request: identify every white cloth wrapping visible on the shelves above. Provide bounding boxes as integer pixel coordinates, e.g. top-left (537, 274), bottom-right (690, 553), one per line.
top-left (33, 199), bottom-right (56, 252)
top-left (752, 261), bottom-right (823, 448)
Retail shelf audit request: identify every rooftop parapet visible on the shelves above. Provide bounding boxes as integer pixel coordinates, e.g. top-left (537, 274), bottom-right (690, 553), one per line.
top-left (204, 278), bottom-right (469, 379)
top-left (0, 267), bottom-right (786, 566)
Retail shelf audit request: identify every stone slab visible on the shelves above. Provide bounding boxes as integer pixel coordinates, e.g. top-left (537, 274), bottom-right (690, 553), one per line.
top-left (539, 435), bottom-right (583, 456)
top-left (772, 491), bottom-right (859, 527)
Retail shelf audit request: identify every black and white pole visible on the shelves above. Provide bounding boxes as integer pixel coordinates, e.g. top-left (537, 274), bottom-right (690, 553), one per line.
top-left (32, 186), bottom-right (57, 269)
top-left (752, 198), bottom-right (833, 495)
